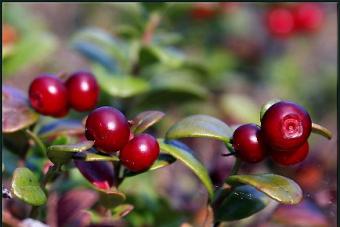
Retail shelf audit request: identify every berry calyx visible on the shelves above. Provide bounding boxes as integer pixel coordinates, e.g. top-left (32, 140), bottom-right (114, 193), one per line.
top-left (85, 106), bottom-right (130, 153)
top-left (232, 124), bottom-right (266, 163)
top-left (261, 101), bottom-right (312, 151)
top-left (119, 134), bottom-right (160, 172)
top-left (271, 142), bottom-right (309, 166)
top-left (266, 7), bottom-right (295, 38)
top-left (29, 74), bottom-right (69, 117)
top-left (65, 71), bottom-right (99, 111)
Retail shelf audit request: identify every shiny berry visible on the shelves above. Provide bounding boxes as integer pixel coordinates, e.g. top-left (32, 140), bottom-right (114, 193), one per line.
top-left (29, 75), bottom-right (69, 117)
top-left (65, 71), bottom-right (99, 111)
top-left (266, 7), bottom-right (295, 38)
top-left (119, 134), bottom-right (160, 172)
top-left (261, 101), bottom-right (312, 151)
top-left (85, 106), bottom-right (130, 153)
top-left (293, 3), bottom-right (324, 33)
top-left (232, 124), bottom-right (266, 163)
top-left (271, 142), bottom-right (309, 166)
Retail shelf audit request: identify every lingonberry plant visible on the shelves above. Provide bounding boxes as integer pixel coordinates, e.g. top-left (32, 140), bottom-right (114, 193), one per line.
top-left (2, 3), bottom-right (334, 227)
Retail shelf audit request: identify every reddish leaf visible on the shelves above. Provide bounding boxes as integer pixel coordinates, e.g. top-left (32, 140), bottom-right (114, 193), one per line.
top-left (74, 160), bottom-right (115, 190)
top-left (2, 85), bottom-right (39, 133)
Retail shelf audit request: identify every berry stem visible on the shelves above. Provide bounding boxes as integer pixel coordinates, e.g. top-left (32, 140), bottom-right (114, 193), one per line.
top-left (25, 129), bottom-right (46, 156)
top-left (230, 158), bottom-right (242, 176)
top-left (311, 123), bottom-right (332, 140)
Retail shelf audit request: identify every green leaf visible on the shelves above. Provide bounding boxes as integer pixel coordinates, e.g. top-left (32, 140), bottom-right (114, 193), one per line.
top-left (158, 139), bottom-right (214, 200)
top-left (139, 45), bottom-right (184, 68)
top-left (73, 149), bottom-right (119, 162)
top-left (98, 188), bottom-right (126, 209)
top-left (165, 115), bottom-right (233, 143)
top-left (112, 204), bottom-right (134, 219)
top-left (2, 86), bottom-right (39, 133)
top-left (131, 110), bottom-right (165, 134)
top-left (93, 64), bottom-right (150, 98)
top-left (11, 167), bottom-right (46, 206)
top-left (3, 32), bottom-right (57, 76)
top-left (141, 3), bottom-right (167, 13)
top-left (226, 174), bottom-right (303, 204)
top-left (215, 185), bottom-right (270, 221)
top-left (47, 141), bottom-right (94, 165)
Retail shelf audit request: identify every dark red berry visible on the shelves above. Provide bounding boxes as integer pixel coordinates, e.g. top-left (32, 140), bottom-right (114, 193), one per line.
top-left (85, 106), bottom-right (130, 153)
top-left (119, 134), bottom-right (160, 172)
top-left (29, 75), bottom-right (69, 117)
top-left (232, 124), bottom-right (266, 163)
top-left (266, 7), bottom-right (295, 38)
top-left (261, 101), bottom-right (312, 151)
top-left (293, 3), bottom-right (324, 33)
top-left (65, 71), bottom-right (99, 111)
top-left (191, 3), bottom-right (217, 20)
top-left (271, 142), bottom-right (309, 166)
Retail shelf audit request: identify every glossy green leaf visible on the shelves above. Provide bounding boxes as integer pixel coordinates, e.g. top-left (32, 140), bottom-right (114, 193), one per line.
top-left (11, 167), bottom-right (46, 206)
top-left (93, 64), bottom-right (150, 98)
top-left (2, 86), bottom-right (39, 133)
top-left (158, 139), bottom-right (214, 200)
top-left (165, 115), bottom-right (233, 143)
top-left (131, 110), bottom-right (165, 134)
top-left (73, 149), bottom-right (119, 162)
top-left (47, 141), bottom-right (94, 165)
top-left (226, 174), bottom-right (303, 204)
top-left (215, 185), bottom-right (270, 221)
top-left (98, 188), bottom-right (126, 209)
top-left (139, 45), bottom-right (184, 68)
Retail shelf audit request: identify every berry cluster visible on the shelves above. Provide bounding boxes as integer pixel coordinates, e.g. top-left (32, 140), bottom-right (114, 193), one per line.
top-left (232, 101), bottom-right (312, 166)
top-left (85, 106), bottom-right (160, 172)
top-left (29, 71), bottom-right (99, 117)
top-left (266, 3), bottom-right (324, 38)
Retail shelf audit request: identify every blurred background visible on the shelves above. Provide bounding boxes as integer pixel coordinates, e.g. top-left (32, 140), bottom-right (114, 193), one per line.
top-left (2, 2), bottom-right (337, 227)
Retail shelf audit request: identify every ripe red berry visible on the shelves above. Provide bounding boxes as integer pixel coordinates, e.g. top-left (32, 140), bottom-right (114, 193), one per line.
top-left (293, 3), bottom-right (324, 33)
top-left (65, 71), bottom-right (99, 111)
top-left (29, 75), bottom-right (69, 117)
top-left (271, 142), bottom-right (309, 166)
top-left (85, 106), bottom-right (130, 153)
top-left (232, 124), bottom-right (266, 163)
top-left (261, 101), bottom-right (312, 151)
top-left (191, 3), bottom-right (218, 20)
top-left (119, 134), bottom-right (160, 172)
top-left (266, 7), bottom-right (295, 38)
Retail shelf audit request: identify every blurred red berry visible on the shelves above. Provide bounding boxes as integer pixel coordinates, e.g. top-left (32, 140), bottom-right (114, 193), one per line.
top-left (266, 7), bottom-right (295, 38)
top-left (293, 3), bottom-right (324, 33)
top-left (2, 24), bottom-right (17, 45)
top-left (191, 3), bottom-right (218, 20)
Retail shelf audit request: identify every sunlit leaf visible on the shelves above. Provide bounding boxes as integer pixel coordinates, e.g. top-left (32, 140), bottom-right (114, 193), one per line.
top-left (226, 174), bottom-right (303, 204)
top-left (73, 148), bottom-right (119, 162)
top-left (11, 167), bottom-right (46, 206)
top-left (166, 115), bottom-right (233, 143)
top-left (131, 110), bottom-right (165, 134)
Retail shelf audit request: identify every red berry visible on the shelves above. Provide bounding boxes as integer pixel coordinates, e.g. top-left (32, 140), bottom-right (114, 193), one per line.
top-left (266, 7), bottom-right (295, 38)
top-left (119, 134), bottom-right (160, 172)
top-left (29, 75), bottom-right (69, 117)
top-left (232, 124), bottom-right (266, 163)
top-left (261, 101), bottom-right (312, 151)
top-left (85, 106), bottom-right (130, 153)
top-left (191, 3), bottom-right (218, 20)
top-left (65, 71), bottom-right (99, 111)
top-left (271, 142), bottom-right (309, 165)
top-left (293, 3), bottom-right (324, 33)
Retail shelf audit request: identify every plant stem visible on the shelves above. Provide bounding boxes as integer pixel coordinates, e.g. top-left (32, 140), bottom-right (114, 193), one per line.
top-left (142, 12), bottom-right (161, 45)
top-left (311, 123), bottom-right (332, 139)
top-left (230, 158), bottom-right (242, 176)
top-left (25, 129), bottom-right (46, 156)
top-left (29, 206), bottom-right (39, 219)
